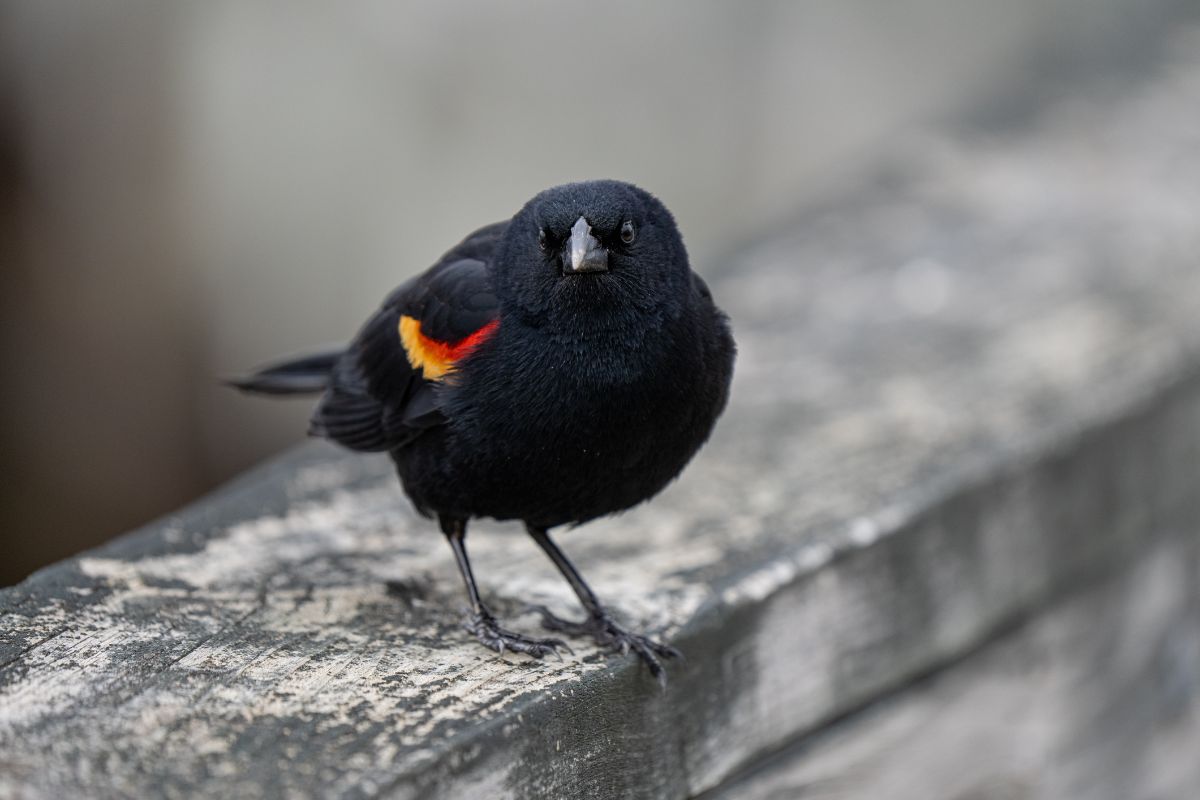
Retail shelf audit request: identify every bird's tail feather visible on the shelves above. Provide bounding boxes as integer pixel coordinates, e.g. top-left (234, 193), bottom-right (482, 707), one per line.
top-left (226, 349), bottom-right (343, 395)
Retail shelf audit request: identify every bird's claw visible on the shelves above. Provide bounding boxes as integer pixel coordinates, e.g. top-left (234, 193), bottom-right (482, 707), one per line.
top-left (465, 611), bottom-right (569, 659)
top-left (532, 606), bottom-right (681, 686)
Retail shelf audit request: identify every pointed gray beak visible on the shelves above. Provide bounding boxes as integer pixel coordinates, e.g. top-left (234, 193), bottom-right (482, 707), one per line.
top-left (563, 216), bottom-right (609, 274)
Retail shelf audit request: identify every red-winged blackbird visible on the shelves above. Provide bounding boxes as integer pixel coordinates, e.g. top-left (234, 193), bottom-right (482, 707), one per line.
top-left (233, 180), bottom-right (735, 683)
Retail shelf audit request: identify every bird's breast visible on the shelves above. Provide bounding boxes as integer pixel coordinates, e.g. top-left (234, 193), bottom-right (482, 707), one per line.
top-left (478, 325), bottom-right (677, 416)
top-left (435, 324), bottom-right (705, 521)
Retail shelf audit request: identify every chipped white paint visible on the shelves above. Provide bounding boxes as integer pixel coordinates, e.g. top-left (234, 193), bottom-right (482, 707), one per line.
top-left (848, 517), bottom-right (882, 548)
top-left (722, 558), bottom-right (800, 606)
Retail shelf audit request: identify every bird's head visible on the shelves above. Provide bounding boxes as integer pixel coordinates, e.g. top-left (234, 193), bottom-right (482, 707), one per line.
top-left (495, 180), bottom-right (690, 333)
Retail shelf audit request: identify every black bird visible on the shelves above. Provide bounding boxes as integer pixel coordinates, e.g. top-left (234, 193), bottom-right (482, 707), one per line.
top-left (233, 180), bottom-right (735, 683)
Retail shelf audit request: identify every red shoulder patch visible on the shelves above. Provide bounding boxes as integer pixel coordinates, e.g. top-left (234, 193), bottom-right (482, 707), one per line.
top-left (398, 316), bottom-right (499, 380)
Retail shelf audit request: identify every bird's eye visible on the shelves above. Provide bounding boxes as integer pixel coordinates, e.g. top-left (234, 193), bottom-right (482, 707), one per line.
top-left (538, 229), bottom-right (548, 251)
top-left (620, 221), bottom-right (636, 244)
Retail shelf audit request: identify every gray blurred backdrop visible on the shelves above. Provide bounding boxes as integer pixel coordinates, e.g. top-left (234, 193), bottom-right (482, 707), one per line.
top-left (0, 0), bottom-right (1191, 584)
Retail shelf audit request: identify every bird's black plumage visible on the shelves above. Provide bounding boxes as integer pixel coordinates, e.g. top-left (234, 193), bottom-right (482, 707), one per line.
top-left (235, 180), bottom-right (735, 684)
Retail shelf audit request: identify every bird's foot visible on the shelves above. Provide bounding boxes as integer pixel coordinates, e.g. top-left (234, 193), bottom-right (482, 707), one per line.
top-left (533, 606), bottom-right (681, 686)
top-left (465, 610), bottom-right (569, 659)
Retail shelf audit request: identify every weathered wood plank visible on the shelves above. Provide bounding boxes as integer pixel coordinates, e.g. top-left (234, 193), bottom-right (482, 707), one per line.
top-left (705, 529), bottom-right (1200, 800)
top-left (3, 26), bottom-right (1200, 800)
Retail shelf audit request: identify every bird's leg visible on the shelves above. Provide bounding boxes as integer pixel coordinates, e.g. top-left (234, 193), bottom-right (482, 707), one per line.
top-left (439, 515), bottom-right (566, 659)
top-left (527, 525), bottom-right (681, 685)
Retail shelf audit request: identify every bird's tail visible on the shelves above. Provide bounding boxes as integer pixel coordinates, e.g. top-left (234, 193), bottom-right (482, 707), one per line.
top-left (226, 349), bottom-right (344, 395)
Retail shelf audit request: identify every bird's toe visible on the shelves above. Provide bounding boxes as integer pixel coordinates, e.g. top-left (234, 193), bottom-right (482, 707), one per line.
top-left (532, 607), bottom-right (681, 684)
top-left (464, 611), bottom-right (570, 659)
top-left (609, 629), bottom-right (681, 688)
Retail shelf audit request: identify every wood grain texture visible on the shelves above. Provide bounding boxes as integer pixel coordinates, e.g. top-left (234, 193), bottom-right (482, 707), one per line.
top-left (4, 26), bottom-right (1200, 800)
top-left (705, 532), bottom-right (1200, 800)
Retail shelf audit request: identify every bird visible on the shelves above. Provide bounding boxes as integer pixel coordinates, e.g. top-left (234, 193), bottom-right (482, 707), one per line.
top-left (231, 180), bottom-right (735, 684)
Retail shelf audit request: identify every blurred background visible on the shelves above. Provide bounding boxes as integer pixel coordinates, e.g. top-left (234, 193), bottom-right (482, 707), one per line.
top-left (0, 0), bottom-right (1194, 585)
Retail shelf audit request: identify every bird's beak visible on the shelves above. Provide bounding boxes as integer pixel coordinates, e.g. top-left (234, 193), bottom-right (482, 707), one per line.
top-left (563, 216), bottom-right (609, 274)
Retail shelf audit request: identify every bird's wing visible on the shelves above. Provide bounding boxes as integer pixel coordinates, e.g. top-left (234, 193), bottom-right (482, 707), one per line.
top-left (310, 223), bottom-right (504, 452)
